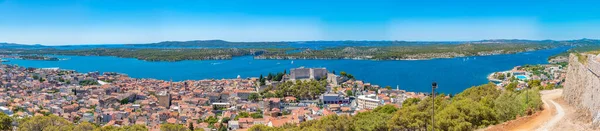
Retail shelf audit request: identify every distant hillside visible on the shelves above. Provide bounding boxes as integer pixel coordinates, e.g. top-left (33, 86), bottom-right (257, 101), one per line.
top-left (548, 39), bottom-right (600, 60)
top-left (0, 42), bottom-right (38, 47)
top-left (128, 40), bottom-right (290, 47)
top-left (125, 39), bottom-right (586, 48)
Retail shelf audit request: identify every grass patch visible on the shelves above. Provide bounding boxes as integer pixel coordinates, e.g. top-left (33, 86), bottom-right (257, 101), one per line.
top-left (576, 53), bottom-right (588, 64)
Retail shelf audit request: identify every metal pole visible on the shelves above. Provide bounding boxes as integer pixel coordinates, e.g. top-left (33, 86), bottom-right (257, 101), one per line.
top-left (431, 82), bottom-right (437, 131)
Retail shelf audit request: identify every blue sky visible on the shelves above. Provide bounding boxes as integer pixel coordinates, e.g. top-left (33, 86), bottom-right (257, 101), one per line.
top-left (1, 0), bottom-right (600, 45)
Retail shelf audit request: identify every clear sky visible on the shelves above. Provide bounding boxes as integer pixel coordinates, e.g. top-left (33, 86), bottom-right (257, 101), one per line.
top-left (1, 0), bottom-right (600, 45)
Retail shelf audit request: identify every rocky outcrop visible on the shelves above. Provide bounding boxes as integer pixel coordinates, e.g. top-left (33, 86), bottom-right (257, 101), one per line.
top-left (563, 53), bottom-right (600, 125)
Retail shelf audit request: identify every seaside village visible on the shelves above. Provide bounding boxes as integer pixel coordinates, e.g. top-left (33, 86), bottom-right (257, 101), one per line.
top-left (0, 64), bottom-right (428, 131)
top-left (488, 63), bottom-right (567, 91)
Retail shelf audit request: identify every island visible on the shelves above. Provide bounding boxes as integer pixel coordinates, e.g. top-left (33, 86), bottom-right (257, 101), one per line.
top-left (18, 55), bottom-right (59, 61)
top-left (1, 39), bottom-right (594, 62)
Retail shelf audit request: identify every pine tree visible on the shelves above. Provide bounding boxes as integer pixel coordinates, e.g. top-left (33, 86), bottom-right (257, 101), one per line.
top-left (267, 73), bottom-right (273, 80)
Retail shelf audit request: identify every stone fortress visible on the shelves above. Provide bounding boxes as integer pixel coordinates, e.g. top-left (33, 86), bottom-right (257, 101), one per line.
top-left (563, 53), bottom-right (600, 125)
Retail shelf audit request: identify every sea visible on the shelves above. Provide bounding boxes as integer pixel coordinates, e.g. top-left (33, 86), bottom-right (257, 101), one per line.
top-left (0, 46), bottom-right (569, 94)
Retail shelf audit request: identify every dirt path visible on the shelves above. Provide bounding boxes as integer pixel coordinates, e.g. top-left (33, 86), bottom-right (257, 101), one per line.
top-left (484, 89), bottom-right (562, 131)
top-left (549, 93), bottom-right (597, 131)
top-left (537, 98), bottom-right (565, 131)
top-left (511, 89), bottom-right (562, 131)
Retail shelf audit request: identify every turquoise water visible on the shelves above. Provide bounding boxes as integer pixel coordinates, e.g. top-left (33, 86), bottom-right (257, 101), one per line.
top-left (516, 75), bottom-right (529, 80)
top-left (1, 47), bottom-right (569, 94)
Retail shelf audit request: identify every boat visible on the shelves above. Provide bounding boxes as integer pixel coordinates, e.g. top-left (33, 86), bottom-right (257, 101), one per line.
top-left (291, 61), bottom-right (294, 64)
top-left (0, 59), bottom-right (9, 62)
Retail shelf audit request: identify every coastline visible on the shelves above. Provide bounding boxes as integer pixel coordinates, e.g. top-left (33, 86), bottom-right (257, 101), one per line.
top-left (1, 47), bottom-right (569, 94)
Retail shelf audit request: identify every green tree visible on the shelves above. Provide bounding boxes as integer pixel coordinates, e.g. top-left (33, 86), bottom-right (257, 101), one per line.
top-left (122, 124), bottom-right (148, 131)
top-left (73, 122), bottom-right (96, 131)
top-left (221, 117), bottom-right (231, 123)
top-left (95, 126), bottom-right (124, 131)
top-left (519, 89), bottom-right (543, 114)
top-left (372, 104), bottom-right (399, 114)
top-left (120, 98), bottom-right (131, 105)
top-left (297, 115), bottom-right (353, 131)
top-left (543, 83), bottom-right (555, 90)
top-left (250, 113), bottom-right (263, 118)
top-left (18, 115), bottom-right (72, 131)
top-left (345, 90), bottom-right (353, 96)
top-left (0, 112), bottom-right (12, 131)
top-left (160, 123), bottom-right (187, 131)
top-left (267, 73), bottom-right (273, 80)
top-left (248, 124), bottom-right (279, 131)
top-left (259, 74), bottom-right (266, 86)
top-left (218, 122), bottom-right (227, 131)
top-left (385, 86), bottom-right (392, 90)
top-left (235, 112), bottom-right (250, 120)
top-left (353, 111), bottom-right (391, 131)
top-left (505, 82), bottom-right (518, 92)
top-left (402, 98), bottom-right (421, 107)
top-left (204, 116), bottom-right (219, 126)
top-left (248, 93), bottom-right (259, 101)
top-left (188, 122), bottom-right (194, 131)
top-left (527, 80), bottom-right (542, 89)
top-left (454, 83), bottom-right (500, 102)
top-left (436, 99), bottom-right (498, 130)
top-left (387, 105), bottom-right (428, 130)
top-left (494, 92), bottom-right (522, 121)
top-left (497, 73), bottom-right (506, 80)
top-left (274, 73), bottom-right (284, 81)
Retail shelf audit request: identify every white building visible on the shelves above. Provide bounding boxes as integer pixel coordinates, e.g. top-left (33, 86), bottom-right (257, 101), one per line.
top-left (0, 106), bottom-right (12, 116)
top-left (356, 94), bottom-right (383, 110)
top-left (212, 102), bottom-right (231, 109)
top-left (228, 120), bottom-right (240, 130)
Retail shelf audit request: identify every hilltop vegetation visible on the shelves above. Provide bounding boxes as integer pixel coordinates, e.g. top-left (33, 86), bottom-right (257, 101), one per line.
top-left (248, 83), bottom-right (543, 131)
top-left (0, 48), bottom-right (289, 61)
top-left (129, 40), bottom-right (289, 47)
top-left (0, 114), bottom-right (209, 131)
top-left (549, 39), bottom-right (600, 60)
top-left (0, 42), bottom-right (38, 47)
top-left (2, 39), bottom-right (598, 61)
top-left (258, 41), bottom-right (566, 60)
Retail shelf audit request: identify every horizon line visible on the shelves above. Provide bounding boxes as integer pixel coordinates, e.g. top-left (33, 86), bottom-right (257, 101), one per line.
top-left (1, 38), bottom-right (596, 46)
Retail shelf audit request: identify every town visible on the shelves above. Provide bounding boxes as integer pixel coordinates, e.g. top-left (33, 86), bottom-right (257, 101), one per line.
top-left (0, 65), bottom-right (427, 131)
top-left (488, 63), bottom-right (567, 91)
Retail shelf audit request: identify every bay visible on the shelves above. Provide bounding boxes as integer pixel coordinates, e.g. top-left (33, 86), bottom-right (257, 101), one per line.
top-left (1, 47), bottom-right (569, 94)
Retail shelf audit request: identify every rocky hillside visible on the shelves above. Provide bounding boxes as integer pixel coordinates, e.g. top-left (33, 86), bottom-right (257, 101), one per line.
top-left (563, 53), bottom-right (600, 125)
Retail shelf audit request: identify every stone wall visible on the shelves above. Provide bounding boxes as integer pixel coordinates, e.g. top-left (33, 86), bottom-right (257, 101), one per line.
top-left (563, 53), bottom-right (600, 124)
